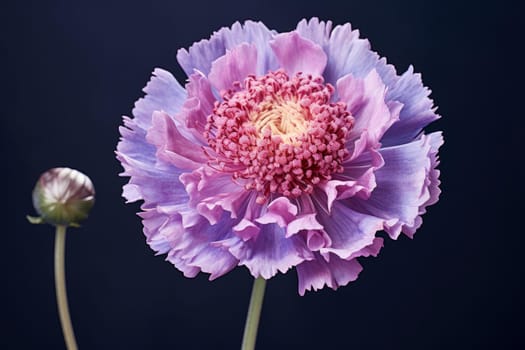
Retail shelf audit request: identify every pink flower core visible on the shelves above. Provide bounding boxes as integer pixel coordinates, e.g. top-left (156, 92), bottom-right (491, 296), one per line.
top-left (205, 70), bottom-right (354, 203)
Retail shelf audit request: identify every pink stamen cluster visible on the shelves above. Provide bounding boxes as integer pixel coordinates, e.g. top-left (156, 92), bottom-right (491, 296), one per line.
top-left (205, 70), bottom-right (353, 203)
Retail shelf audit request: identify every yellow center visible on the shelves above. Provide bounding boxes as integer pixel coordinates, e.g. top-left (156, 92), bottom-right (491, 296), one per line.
top-left (251, 100), bottom-right (309, 143)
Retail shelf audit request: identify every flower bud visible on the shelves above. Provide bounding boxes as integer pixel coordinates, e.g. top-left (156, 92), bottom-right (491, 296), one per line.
top-left (31, 167), bottom-right (95, 226)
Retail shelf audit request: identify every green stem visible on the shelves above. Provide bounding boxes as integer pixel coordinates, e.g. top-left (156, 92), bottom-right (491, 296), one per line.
top-left (241, 277), bottom-right (267, 350)
top-left (54, 225), bottom-right (78, 350)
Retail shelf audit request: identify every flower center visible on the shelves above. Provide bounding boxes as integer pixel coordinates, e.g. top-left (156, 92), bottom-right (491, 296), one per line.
top-left (251, 100), bottom-right (308, 144)
top-left (205, 70), bottom-right (353, 203)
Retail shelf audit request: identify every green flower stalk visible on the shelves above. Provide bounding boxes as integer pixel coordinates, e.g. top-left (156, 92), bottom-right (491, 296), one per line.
top-left (28, 167), bottom-right (95, 350)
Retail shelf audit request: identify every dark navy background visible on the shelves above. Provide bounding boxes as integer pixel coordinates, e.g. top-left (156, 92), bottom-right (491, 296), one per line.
top-left (3, 0), bottom-right (522, 349)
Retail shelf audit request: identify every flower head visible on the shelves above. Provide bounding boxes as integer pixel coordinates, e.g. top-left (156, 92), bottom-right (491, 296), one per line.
top-left (117, 18), bottom-right (443, 294)
top-left (31, 167), bottom-right (95, 226)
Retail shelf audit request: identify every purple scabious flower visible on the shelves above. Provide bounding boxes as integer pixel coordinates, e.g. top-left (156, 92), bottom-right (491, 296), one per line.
top-left (117, 18), bottom-right (443, 295)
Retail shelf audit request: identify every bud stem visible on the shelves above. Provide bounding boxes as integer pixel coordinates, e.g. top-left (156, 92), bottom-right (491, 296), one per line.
top-left (54, 225), bottom-right (78, 350)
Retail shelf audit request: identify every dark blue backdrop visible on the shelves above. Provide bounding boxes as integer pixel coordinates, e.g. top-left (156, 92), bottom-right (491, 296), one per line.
top-left (3, 0), bottom-right (523, 349)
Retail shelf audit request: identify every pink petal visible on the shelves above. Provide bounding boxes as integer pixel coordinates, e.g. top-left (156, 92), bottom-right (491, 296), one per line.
top-left (295, 18), bottom-right (332, 48)
top-left (346, 237), bottom-right (383, 260)
top-left (122, 183), bottom-right (142, 203)
top-left (208, 43), bottom-right (258, 93)
top-left (380, 65), bottom-right (441, 146)
top-left (232, 218), bottom-right (261, 241)
top-left (403, 132), bottom-right (444, 237)
top-left (218, 224), bottom-right (312, 279)
top-left (255, 196), bottom-right (298, 227)
top-left (321, 146), bottom-right (384, 211)
top-left (179, 167), bottom-right (252, 224)
top-left (146, 111), bottom-right (207, 170)
top-left (296, 253), bottom-right (363, 295)
top-left (179, 73), bottom-right (216, 142)
top-left (305, 230), bottom-right (332, 251)
top-left (346, 133), bottom-right (442, 239)
top-left (270, 32), bottom-right (327, 76)
top-left (164, 214), bottom-right (239, 280)
top-left (323, 23), bottom-right (379, 83)
top-left (315, 199), bottom-right (385, 260)
top-left (286, 213), bottom-right (324, 237)
top-left (337, 69), bottom-right (401, 145)
top-left (132, 68), bottom-right (187, 131)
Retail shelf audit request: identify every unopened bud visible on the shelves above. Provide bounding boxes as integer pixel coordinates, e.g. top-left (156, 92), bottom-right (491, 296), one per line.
top-left (30, 167), bottom-right (95, 226)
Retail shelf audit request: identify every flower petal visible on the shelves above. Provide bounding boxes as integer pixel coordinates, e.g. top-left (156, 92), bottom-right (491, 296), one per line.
top-left (179, 166), bottom-right (253, 224)
top-left (314, 197), bottom-right (385, 259)
top-left (295, 18), bottom-right (332, 50)
top-left (286, 213), bottom-right (324, 237)
top-left (219, 224), bottom-right (312, 279)
top-left (132, 68), bottom-right (187, 132)
top-left (117, 117), bottom-right (189, 210)
top-left (117, 117), bottom-right (157, 181)
top-left (157, 213), bottom-right (239, 280)
top-left (337, 69), bottom-right (400, 144)
top-left (233, 218), bottom-right (261, 241)
top-left (348, 132), bottom-right (443, 239)
top-left (270, 32), bottom-right (327, 76)
top-left (380, 66), bottom-right (440, 145)
top-left (140, 209), bottom-right (182, 255)
top-left (305, 230), bottom-right (333, 251)
top-left (141, 207), bottom-right (239, 280)
top-left (322, 23), bottom-right (380, 84)
top-left (296, 253), bottom-right (363, 295)
top-left (255, 196), bottom-right (297, 227)
top-left (321, 146), bottom-right (384, 211)
top-left (146, 111), bottom-right (207, 170)
top-left (178, 73), bottom-right (216, 142)
top-left (208, 43), bottom-right (258, 93)
top-left (177, 21), bottom-right (278, 76)
top-left (403, 131), bottom-right (444, 237)
top-left (122, 183), bottom-right (141, 203)
top-left (347, 237), bottom-right (384, 260)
